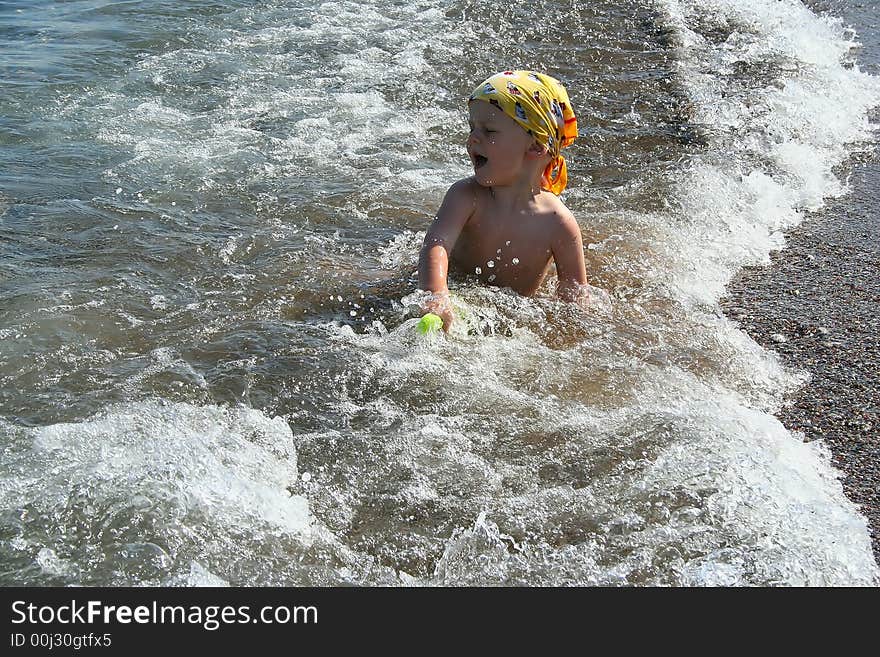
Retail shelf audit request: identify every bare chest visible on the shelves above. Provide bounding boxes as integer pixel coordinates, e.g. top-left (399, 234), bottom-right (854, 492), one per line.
top-left (450, 207), bottom-right (554, 295)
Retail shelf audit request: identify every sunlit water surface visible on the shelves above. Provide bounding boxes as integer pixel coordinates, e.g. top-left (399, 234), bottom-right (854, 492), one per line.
top-left (1, 0), bottom-right (878, 585)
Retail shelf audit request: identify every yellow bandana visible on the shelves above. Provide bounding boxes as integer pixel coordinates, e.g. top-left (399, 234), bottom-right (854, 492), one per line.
top-left (469, 70), bottom-right (578, 195)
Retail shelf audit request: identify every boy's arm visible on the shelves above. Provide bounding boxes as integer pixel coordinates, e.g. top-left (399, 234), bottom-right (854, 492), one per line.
top-left (550, 208), bottom-right (588, 302)
top-left (418, 179), bottom-right (476, 328)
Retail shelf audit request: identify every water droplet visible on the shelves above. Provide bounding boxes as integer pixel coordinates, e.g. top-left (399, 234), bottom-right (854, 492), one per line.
top-left (349, 310), bottom-right (357, 316)
top-left (115, 188), bottom-right (122, 195)
top-left (475, 267), bottom-right (482, 274)
top-left (488, 274), bottom-right (496, 282)
top-left (487, 260), bottom-right (495, 268)
top-left (512, 257), bottom-right (520, 265)
top-left (301, 472), bottom-right (312, 482)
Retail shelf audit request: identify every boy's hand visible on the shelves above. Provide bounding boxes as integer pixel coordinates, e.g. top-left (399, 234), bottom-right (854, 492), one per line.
top-left (421, 292), bottom-right (454, 332)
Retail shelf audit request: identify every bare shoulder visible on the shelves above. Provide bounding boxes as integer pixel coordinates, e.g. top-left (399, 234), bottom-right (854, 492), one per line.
top-left (540, 192), bottom-right (580, 237)
top-left (444, 176), bottom-right (483, 203)
top-left (433, 177), bottom-right (479, 220)
top-left (428, 177), bottom-right (484, 240)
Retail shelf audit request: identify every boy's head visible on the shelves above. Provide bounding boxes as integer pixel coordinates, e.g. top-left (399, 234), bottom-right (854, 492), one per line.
top-left (468, 70), bottom-right (578, 194)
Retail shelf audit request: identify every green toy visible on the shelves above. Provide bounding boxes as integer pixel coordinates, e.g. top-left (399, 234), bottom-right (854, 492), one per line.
top-left (417, 313), bottom-right (444, 335)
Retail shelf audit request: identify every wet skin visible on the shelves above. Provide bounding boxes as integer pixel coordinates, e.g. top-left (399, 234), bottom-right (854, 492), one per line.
top-left (418, 101), bottom-right (588, 328)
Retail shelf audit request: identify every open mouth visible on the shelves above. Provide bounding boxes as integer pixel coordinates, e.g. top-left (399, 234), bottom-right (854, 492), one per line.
top-left (472, 154), bottom-right (488, 168)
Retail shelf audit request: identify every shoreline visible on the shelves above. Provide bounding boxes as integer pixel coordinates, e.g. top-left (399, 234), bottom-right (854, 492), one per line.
top-left (721, 149), bottom-right (880, 567)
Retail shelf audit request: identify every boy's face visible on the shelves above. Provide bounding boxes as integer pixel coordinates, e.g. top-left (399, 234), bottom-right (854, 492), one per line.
top-left (466, 101), bottom-right (536, 187)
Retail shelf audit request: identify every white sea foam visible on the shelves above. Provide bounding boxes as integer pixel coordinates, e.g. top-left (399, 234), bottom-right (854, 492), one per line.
top-left (318, 309), bottom-right (878, 585)
top-left (8, 0), bottom-right (879, 586)
top-left (0, 401), bottom-right (377, 585)
top-left (657, 0), bottom-right (880, 306)
top-left (71, 0), bottom-right (465, 197)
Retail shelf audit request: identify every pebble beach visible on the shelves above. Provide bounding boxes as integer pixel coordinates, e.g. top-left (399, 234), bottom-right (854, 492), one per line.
top-left (723, 147), bottom-right (880, 564)
top-left (722, 0), bottom-right (880, 567)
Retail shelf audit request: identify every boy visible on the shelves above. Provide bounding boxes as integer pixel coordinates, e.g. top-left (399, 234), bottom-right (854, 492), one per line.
top-left (418, 70), bottom-right (588, 331)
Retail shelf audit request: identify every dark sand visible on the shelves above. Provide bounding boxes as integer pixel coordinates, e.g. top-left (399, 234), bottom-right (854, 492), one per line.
top-left (722, 147), bottom-right (880, 566)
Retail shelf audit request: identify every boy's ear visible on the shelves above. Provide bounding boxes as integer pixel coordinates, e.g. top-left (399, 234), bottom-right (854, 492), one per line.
top-left (526, 141), bottom-right (549, 159)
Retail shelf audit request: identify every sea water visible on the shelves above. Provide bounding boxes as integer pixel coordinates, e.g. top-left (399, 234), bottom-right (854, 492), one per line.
top-left (1, 0), bottom-right (878, 586)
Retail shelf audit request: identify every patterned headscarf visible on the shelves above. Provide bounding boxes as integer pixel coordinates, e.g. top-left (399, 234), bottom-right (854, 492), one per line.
top-left (469, 70), bottom-right (578, 195)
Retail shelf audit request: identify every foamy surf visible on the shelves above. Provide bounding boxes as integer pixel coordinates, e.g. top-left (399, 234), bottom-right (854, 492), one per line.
top-left (0, 401), bottom-right (392, 586)
top-left (1, 0), bottom-right (878, 586)
top-left (656, 0), bottom-right (880, 305)
top-left (318, 314), bottom-right (878, 585)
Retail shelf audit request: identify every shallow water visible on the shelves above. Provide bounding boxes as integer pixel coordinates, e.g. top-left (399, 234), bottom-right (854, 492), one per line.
top-left (1, 0), bottom-right (878, 585)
